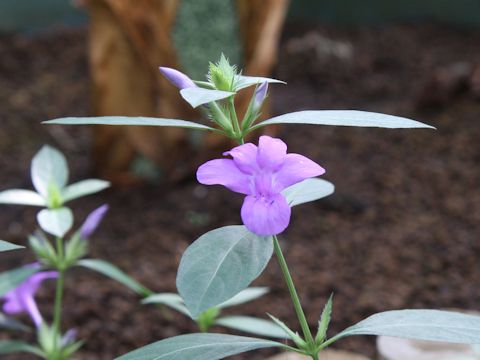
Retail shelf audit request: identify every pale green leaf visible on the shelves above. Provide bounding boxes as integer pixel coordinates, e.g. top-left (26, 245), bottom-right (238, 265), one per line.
top-left (62, 179), bottom-right (110, 202)
top-left (234, 75), bottom-right (286, 91)
top-left (31, 145), bottom-right (69, 197)
top-left (77, 259), bottom-right (151, 297)
top-left (115, 333), bottom-right (281, 360)
top-left (0, 189), bottom-right (46, 207)
top-left (0, 312), bottom-right (30, 332)
top-left (37, 207), bottom-right (73, 238)
top-left (326, 310), bottom-right (480, 347)
top-left (44, 116), bottom-right (214, 131)
top-left (0, 340), bottom-right (44, 356)
top-left (0, 240), bottom-right (24, 252)
top-left (177, 226), bottom-right (273, 318)
top-left (142, 293), bottom-right (190, 316)
top-left (267, 314), bottom-right (306, 348)
top-left (316, 294), bottom-right (333, 343)
top-left (0, 266), bottom-right (39, 297)
top-left (254, 110), bottom-right (435, 130)
top-left (180, 87), bottom-right (235, 108)
top-left (283, 179), bottom-right (335, 207)
top-left (216, 316), bottom-right (289, 339)
top-left (218, 287), bottom-right (269, 308)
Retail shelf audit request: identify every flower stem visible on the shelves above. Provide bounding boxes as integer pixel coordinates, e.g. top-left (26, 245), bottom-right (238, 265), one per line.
top-left (53, 237), bottom-right (65, 334)
top-left (272, 235), bottom-right (315, 347)
top-left (228, 97), bottom-right (244, 144)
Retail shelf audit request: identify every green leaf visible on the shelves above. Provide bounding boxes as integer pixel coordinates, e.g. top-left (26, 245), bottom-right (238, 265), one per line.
top-left (254, 110), bottom-right (435, 130)
top-left (0, 340), bottom-right (44, 356)
top-left (31, 145), bottom-right (69, 197)
top-left (316, 294), bottom-right (333, 344)
top-left (115, 333), bottom-right (282, 360)
top-left (326, 310), bottom-right (480, 347)
top-left (234, 75), bottom-right (286, 91)
top-left (43, 116), bottom-right (215, 131)
top-left (283, 178), bottom-right (335, 207)
top-left (0, 240), bottom-right (24, 252)
top-left (0, 189), bottom-right (46, 207)
top-left (62, 179), bottom-right (110, 202)
top-left (37, 207), bottom-right (73, 238)
top-left (218, 287), bottom-right (269, 309)
top-left (0, 312), bottom-right (31, 332)
top-left (267, 314), bottom-right (307, 348)
top-left (216, 316), bottom-right (289, 339)
top-left (180, 88), bottom-right (235, 108)
top-left (177, 226), bottom-right (273, 318)
top-left (142, 293), bottom-right (190, 316)
top-left (0, 266), bottom-right (39, 297)
top-left (77, 259), bottom-right (151, 297)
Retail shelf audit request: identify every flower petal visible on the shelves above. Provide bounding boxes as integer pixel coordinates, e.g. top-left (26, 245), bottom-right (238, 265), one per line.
top-left (80, 204), bottom-right (109, 239)
top-left (159, 67), bottom-right (196, 89)
top-left (241, 194), bottom-right (291, 236)
top-left (197, 159), bottom-right (251, 195)
top-left (223, 143), bottom-right (258, 174)
top-left (256, 136), bottom-right (287, 171)
top-left (275, 153), bottom-right (325, 190)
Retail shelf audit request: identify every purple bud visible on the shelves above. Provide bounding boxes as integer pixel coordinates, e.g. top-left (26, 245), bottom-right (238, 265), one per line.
top-left (253, 82), bottom-right (268, 111)
top-left (62, 328), bottom-right (77, 346)
top-left (80, 204), bottom-right (109, 240)
top-left (159, 67), bottom-right (196, 90)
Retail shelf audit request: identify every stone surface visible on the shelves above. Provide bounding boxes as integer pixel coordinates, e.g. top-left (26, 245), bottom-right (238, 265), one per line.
top-left (266, 350), bottom-right (371, 360)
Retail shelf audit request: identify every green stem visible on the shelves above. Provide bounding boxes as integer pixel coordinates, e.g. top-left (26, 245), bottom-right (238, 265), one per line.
top-left (228, 97), bottom-right (244, 144)
top-left (53, 237), bottom-right (65, 334)
top-left (273, 235), bottom-right (315, 346)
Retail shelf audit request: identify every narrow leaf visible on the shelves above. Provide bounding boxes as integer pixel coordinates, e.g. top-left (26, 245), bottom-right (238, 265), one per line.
top-left (115, 333), bottom-right (282, 360)
top-left (316, 294), bottom-right (333, 343)
top-left (31, 145), bottom-right (69, 197)
top-left (216, 316), bottom-right (289, 339)
top-left (177, 226), bottom-right (273, 318)
top-left (0, 312), bottom-right (31, 332)
top-left (267, 314), bottom-right (306, 348)
top-left (44, 116), bottom-right (214, 131)
top-left (218, 287), bottom-right (269, 309)
top-left (254, 110), bottom-right (435, 130)
top-left (0, 266), bottom-right (39, 297)
top-left (77, 259), bottom-right (151, 297)
top-left (180, 88), bottom-right (235, 108)
top-left (283, 178), bottom-right (335, 207)
top-left (327, 310), bottom-right (480, 346)
top-left (142, 293), bottom-right (190, 316)
top-left (234, 75), bottom-right (286, 91)
top-left (0, 189), bottom-right (46, 207)
top-left (0, 240), bottom-right (24, 252)
top-left (37, 207), bottom-right (73, 238)
top-left (0, 340), bottom-right (43, 356)
top-left (62, 179), bottom-right (110, 202)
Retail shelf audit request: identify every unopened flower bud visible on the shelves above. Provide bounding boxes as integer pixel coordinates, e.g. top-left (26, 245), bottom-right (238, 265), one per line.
top-left (253, 82), bottom-right (268, 112)
top-left (159, 67), bottom-right (196, 89)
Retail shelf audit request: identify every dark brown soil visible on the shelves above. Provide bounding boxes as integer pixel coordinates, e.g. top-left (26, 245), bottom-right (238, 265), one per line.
top-left (1, 23), bottom-right (480, 359)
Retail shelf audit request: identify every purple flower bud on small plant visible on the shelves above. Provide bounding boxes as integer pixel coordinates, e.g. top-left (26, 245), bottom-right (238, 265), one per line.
top-left (253, 82), bottom-right (268, 112)
top-left (197, 136), bottom-right (325, 236)
top-left (2, 270), bottom-right (58, 328)
top-left (80, 204), bottom-right (109, 240)
top-left (159, 67), bottom-right (196, 90)
top-left (62, 328), bottom-right (77, 346)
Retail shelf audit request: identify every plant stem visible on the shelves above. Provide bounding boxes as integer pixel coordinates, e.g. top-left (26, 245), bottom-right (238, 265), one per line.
top-left (272, 235), bottom-right (315, 346)
top-left (228, 97), bottom-right (244, 144)
top-left (53, 237), bottom-right (65, 334)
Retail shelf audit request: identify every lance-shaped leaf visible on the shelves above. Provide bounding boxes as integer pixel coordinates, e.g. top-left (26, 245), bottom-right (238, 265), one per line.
top-left (0, 340), bottom-right (44, 356)
top-left (180, 88), bottom-right (235, 108)
top-left (44, 116), bottom-right (215, 131)
top-left (0, 189), bottom-right (46, 207)
top-left (37, 207), bottom-right (73, 238)
top-left (253, 110), bottom-right (435, 130)
top-left (325, 310), bottom-right (480, 348)
top-left (0, 312), bottom-right (30, 332)
top-left (142, 293), bottom-right (190, 316)
top-left (0, 266), bottom-right (40, 297)
top-left (177, 226), bottom-right (273, 318)
top-left (215, 316), bottom-right (289, 339)
top-left (283, 178), bottom-right (335, 207)
top-left (31, 145), bottom-right (69, 197)
top-left (218, 287), bottom-right (269, 309)
top-left (115, 333), bottom-right (282, 360)
top-left (234, 75), bottom-right (286, 91)
top-left (316, 294), bottom-right (333, 344)
top-left (0, 240), bottom-right (24, 252)
top-left (77, 259), bottom-right (151, 297)
top-left (62, 179), bottom-right (110, 202)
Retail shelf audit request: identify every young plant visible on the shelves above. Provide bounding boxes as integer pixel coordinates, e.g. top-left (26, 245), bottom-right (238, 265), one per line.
top-left (46, 56), bottom-right (480, 360)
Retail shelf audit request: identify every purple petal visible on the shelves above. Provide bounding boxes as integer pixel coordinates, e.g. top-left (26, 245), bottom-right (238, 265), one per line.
top-left (275, 153), bottom-right (326, 190)
top-left (256, 136), bottom-right (287, 171)
top-left (223, 143), bottom-right (258, 174)
top-left (197, 159), bottom-right (251, 195)
top-left (159, 67), bottom-right (196, 89)
top-left (80, 204), bottom-right (109, 239)
top-left (23, 296), bottom-right (43, 328)
top-left (241, 193), bottom-right (291, 236)
top-left (253, 82), bottom-right (268, 111)
top-left (62, 329), bottom-right (77, 346)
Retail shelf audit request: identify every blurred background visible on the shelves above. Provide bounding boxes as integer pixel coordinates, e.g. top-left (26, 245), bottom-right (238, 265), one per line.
top-left (1, 1), bottom-right (480, 359)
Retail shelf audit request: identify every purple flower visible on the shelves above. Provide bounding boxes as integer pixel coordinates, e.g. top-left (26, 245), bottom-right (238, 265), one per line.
top-left (159, 67), bottom-right (196, 89)
top-left (197, 136), bottom-right (325, 236)
top-left (2, 271), bottom-right (58, 327)
top-left (253, 82), bottom-right (268, 111)
top-left (80, 204), bottom-right (109, 239)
